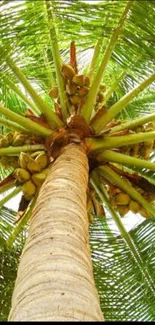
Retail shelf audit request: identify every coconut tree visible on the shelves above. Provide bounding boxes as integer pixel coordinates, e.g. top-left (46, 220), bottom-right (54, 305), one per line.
top-left (0, 0), bottom-right (155, 321)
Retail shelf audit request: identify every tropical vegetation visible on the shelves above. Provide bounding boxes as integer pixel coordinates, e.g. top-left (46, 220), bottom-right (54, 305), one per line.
top-left (0, 0), bottom-right (155, 321)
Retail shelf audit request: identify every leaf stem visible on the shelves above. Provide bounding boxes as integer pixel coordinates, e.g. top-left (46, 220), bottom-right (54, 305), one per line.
top-left (109, 112), bottom-right (155, 134)
top-left (0, 144), bottom-right (45, 156)
top-left (3, 76), bottom-right (40, 115)
top-left (6, 195), bottom-right (37, 247)
top-left (0, 181), bottom-right (15, 195)
top-left (103, 71), bottom-right (126, 103)
top-left (91, 72), bottom-right (155, 133)
top-left (0, 102), bottom-right (52, 136)
top-left (96, 150), bottom-right (155, 171)
top-left (81, 1), bottom-right (132, 122)
top-left (45, 0), bottom-right (68, 120)
top-left (5, 55), bottom-right (63, 129)
top-left (85, 131), bottom-right (155, 152)
top-left (0, 186), bottom-right (21, 209)
top-left (87, 38), bottom-right (103, 81)
top-left (0, 117), bottom-right (29, 133)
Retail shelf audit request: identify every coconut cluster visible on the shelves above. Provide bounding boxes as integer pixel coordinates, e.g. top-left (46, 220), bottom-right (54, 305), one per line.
top-left (49, 63), bottom-right (106, 116)
top-left (119, 122), bottom-right (155, 159)
top-left (0, 155), bottom-right (19, 170)
top-left (107, 182), bottom-right (155, 218)
top-left (0, 131), bottom-right (42, 170)
top-left (13, 151), bottom-right (49, 200)
top-left (0, 131), bottom-right (30, 148)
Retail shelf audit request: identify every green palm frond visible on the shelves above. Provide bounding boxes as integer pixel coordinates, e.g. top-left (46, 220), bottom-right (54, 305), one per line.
top-left (0, 246), bottom-right (23, 321)
top-left (0, 165), bottom-right (12, 181)
top-left (1, 1), bottom-right (155, 78)
top-left (0, 0), bottom-right (154, 121)
top-left (90, 217), bottom-right (155, 321)
top-left (0, 206), bottom-right (26, 245)
top-left (0, 85), bottom-right (27, 116)
top-left (0, 206), bottom-right (25, 322)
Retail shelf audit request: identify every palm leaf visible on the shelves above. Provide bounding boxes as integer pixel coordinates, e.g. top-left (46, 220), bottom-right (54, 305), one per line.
top-left (90, 217), bottom-right (155, 321)
top-left (0, 206), bottom-right (26, 321)
top-left (0, 244), bottom-right (23, 321)
top-left (0, 206), bottom-right (26, 245)
top-left (0, 0), bottom-right (154, 123)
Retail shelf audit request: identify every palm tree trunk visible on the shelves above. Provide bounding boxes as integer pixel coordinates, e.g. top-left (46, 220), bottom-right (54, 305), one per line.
top-left (8, 143), bottom-right (104, 321)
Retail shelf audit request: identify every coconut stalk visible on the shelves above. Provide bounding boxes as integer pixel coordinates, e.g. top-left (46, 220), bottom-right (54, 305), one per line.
top-left (96, 150), bottom-right (155, 171)
top-left (103, 71), bottom-right (126, 103)
top-left (90, 171), bottom-right (155, 294)
top-left (45, 0), bottom-right (69, 120)
top-left (91, 72), bottom-right (155, 133)
top-left (97, 165), bottom-right (155, 217)
top-left (81, 1), bottom-right (132, 122)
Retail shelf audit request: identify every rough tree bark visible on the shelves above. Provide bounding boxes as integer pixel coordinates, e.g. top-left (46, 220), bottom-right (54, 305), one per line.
top-left (8, 143), bottom-right (104, 321)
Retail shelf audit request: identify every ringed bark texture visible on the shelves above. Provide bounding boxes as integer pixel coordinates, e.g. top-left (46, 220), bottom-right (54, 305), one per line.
top-left (8, 143), bottom-right (104, 321)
